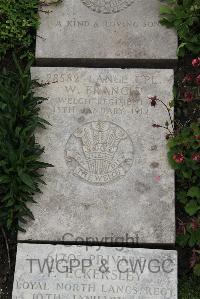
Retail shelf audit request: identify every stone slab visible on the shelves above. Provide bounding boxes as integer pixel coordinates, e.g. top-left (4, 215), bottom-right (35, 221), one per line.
top-left (36, 0), bottom-right (177, 63)
top-left (12, 243), bottom-right (178, 299)
top-left (18, 67), bottom-right (175, 244)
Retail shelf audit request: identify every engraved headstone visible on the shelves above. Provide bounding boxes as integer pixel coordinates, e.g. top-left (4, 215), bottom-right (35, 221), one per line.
top-left (36, 0), bottom-right (177, 63)
top-left (19, 67), bottom-right (175, 244)
top-left (12, 244), bottom-right (178, 299)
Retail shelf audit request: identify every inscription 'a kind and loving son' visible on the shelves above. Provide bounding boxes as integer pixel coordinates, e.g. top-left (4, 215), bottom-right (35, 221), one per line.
top-left (55, 0), bottom-right (160, 29)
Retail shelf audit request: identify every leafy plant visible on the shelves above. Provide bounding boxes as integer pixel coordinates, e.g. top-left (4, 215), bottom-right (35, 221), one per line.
top-left (168, 123), bottom-right (200, 275)
top-left (0, 56), bottom-right (52, 232)
top-left (168, 53), bottom-right (200, 275)
top-left (0, 0), bottom-right (40, 60)
top-left (179, 274), bottom-right (200, 298)
top-left (160, 0), bottom-right (200, 56)
top-left (149, 69), bottom-right (200, 274)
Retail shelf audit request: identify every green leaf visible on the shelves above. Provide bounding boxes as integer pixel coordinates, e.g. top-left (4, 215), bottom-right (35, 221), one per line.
top-left (177, 43), bottom-right (187, 57)
top-left (18, 226), bottom-right (26, 233)
top-left (169, 100), bottom-right (174, 108)
top-left (0, 176), bottom-right (10, 184)
top-left (6, 216), bottom-right (13, 230)
top-left (188, 187), bottom-right (200, 199)
top-left (194, 264), bottom-right (200, 276)
top-left (160, 5), bottom-right (173, 15)
top-left (4, 196), bottom-right (15, 207)
top-left (177, 191), bottom-right (187, 204)
top-left (176, 234), bottom-right (190, 247)
top-left (17, 169), bottom-right (35, 190)
top-left (182, 170), bottom-right (192, 179)
top-left (1, 194), bottom-right (12, 203)
top-left (185, 200), bottom-right (200, 216)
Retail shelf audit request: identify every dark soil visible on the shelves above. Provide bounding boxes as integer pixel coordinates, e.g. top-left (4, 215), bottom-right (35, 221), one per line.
top-left (0, 230), bottom-right (17, 299)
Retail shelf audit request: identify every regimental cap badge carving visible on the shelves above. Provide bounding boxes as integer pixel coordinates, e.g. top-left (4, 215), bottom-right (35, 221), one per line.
top-left (80, 0), bottom-right (135, 14)
top-left (65, 121), bottom-right (134, 185)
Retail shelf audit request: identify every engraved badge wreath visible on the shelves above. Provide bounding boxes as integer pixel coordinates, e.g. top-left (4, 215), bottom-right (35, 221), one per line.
top-left (80, 0), bottom-right (135, 14)
top-left (65, 121), bottom-right (134, 185)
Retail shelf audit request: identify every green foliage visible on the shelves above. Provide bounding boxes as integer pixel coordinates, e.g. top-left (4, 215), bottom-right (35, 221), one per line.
top-left (168, 124), bottom-right (200, 201)
top-left (160, 0), bottom-right (200, 56)
top-left (193, 263), bottom-right (200, 276)
top-left (0, 56), bottom-right (52, 231)
top-left (159, 1), bottom-right (200, 275)
top-left (179, 274), bottom-right (200, 298)
top-left (0, 0), bottom-right (40, 60)
top-left (167, 123), bottom-right (200, 272)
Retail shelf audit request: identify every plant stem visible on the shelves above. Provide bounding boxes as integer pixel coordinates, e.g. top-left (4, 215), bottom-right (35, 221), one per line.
top-left (157, 98), bottom-right (175, 131)
top-left (1, 227), bottom-right (11, 270)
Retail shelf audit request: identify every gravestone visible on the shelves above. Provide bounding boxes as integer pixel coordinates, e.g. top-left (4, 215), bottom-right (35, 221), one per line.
top-left (36, 0), bottom-right (177, 64)
top-left (12, 243), bottom-right (178, 299)
top-left (18, 67), bottom-right (175, 244)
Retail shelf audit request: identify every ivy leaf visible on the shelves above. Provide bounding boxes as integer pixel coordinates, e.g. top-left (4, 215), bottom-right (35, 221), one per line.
top-left (176, 234), bottom-right (190, 247)
top-left (185, 200), bottom-right (200, 216)
top-left (177, 191), bottom-right (187, 204)
top-left (187, 187), bottom-right (200, 199)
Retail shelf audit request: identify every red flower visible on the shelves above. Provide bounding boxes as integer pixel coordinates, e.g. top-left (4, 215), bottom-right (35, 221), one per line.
top-left (192, 153), bottom-right (200, 162)
top-left (149, 96), bottom-right (158, 107)
top-left (182, 74), bottom-right (193, 83)
top-left (192, 57), bottom-right (200, 68)
top-left (173, 153), bottom-right (185, 163)
top-left (196, 74), bottom-right (200, 86)
top-left (184, 91), bottom-right (193, 102)
top-left (195, 135), bottom-right (200, 140)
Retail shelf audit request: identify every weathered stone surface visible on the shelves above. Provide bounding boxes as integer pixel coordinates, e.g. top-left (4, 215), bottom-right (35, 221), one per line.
top-left (12, 244), bottom-right (178, 299)
top-left (36, 0), bottom-right (177, 62)
top-left (18, 67), bottom-right (175, 244)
